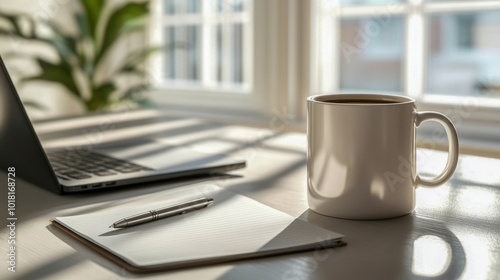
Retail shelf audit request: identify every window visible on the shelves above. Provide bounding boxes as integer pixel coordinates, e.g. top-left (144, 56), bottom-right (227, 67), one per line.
top-left (150, 0), bottom-right (299, 119)
top-left (312, 0), bottom-right (500, 154)
top-left (313, 0), bottom-right (500, 99)
top-left (151, 0), bottom-right (253, 92)
top-left (338, 17), bottom-right (405, 92)
top-left (427, 11), bottom-right (500, 98)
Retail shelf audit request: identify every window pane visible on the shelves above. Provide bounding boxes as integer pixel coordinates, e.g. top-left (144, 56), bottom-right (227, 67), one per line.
top-left (340, 0), bottom-right (402, 6)
top-left (427, 12), bottom-right (500, 97)
top-left (164, 25), bottom-right (201, 81)
top-left (165, 27), bottom-right (175, 79)
top-left (164, 0), bottom-right (201, 14)
top-left (339, 17), bottom-right (404, 92)
top-left (217, 24), bottom-right (222, 82)
top-left (233, 23), bottom-right (244, 83)
top-left (187, 25), bottom-right (201, 80)
top-left (233, 0), bottom-right (245, 12)
top-left (216, 0), bottom-right (245, 13)
top-left (216, 23), bottom-right (245, 85)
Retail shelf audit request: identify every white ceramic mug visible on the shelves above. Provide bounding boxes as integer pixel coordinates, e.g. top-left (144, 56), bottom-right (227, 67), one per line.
top-left (307, 94), bottom-right (459, 219)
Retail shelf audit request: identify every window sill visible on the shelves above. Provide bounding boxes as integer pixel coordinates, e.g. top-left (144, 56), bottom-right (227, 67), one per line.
top-left (150, 87), bottom-right (260, 114)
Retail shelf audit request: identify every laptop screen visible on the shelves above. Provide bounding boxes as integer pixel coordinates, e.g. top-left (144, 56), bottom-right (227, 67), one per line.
top-left (0, 56), bottom-right (61, 193)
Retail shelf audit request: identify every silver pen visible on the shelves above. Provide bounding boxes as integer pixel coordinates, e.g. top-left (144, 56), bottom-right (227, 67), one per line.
top-left (109, 197), bottom-right (214, 229)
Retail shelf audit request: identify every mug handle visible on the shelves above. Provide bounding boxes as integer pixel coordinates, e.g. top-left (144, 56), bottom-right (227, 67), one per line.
top-left (415, 111), bottom-right (459, 187)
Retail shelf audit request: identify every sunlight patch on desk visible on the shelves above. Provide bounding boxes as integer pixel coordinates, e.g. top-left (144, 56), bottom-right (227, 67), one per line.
top-left (455, 186), bottom-right (498, 220)
top-left (451, 227), bottom-right (492, 280)
top-left (34, 110), bottom-right (161, 134)
top-left (42, 118), bottom-right (201, 149)
top-left (415, 184), bottom-right (452, 212)
top-left (197, 131), bottom-right (305, 156)
top-left (416, 149), bottom-right (447, 178)
top-left (196, 129), bottom-right (269, 160)
top-left (412, 235), bottom-right (452, 277)
top-left (11, 252), bottom-right (82, 280)
top-left (456, 156), bottom-right (500, 187)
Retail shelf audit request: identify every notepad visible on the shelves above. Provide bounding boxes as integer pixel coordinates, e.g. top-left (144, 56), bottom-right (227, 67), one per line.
top-left (53, 184), bottom-right (345, 272)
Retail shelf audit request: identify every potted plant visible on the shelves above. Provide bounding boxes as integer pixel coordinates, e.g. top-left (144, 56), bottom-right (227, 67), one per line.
top-left (0, 0), bottom-right (167, 113)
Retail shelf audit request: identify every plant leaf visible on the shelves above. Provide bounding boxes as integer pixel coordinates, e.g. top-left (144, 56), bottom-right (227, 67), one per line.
top-left (0, 12), bottom-right (41, 39)
top-left (22, 100), bottom-right (47, 110)
top-left (115, 42), bottom-right (184, 77)
top-left (118, 66), bottom-right (148, 76)
top-left (0, 28), bottom-right (14, 36)
top-left (96, 2), bottom-right (149, 63)
top-left (114, 45), bottom-right (164, 76)
top-left (120, 83), bottom-right (150, 101)
top-left (0, 13), bottom-right (22, 35)
top-left (74, 12), bottom-right (94, 76)
top-left (75, 12), bottom-right (91, 41)
top-left (1, 52), bottom-right (30, 59)
top-left (80, 0), bottom-right (104, 42)
top-left (0, 13), bottom-right (78, 62)
top-left (125, 46), bottom-right (164, 67)
top-left (49, 36), bottom-right (78, 61)
top-left (43, 21), bottom-right (78, 59)
top-left (0, 13), bottom-right (29, 39)
top-left (87, 82), bottom-right (116, 110)
top-left (22, 58), bottom-right (81, 99)
top-left (93, 82), bottom-right (116, 99)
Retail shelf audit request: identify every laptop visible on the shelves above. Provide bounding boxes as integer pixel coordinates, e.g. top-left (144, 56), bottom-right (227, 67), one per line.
top-left (0, 57), bottom-right (246, 194)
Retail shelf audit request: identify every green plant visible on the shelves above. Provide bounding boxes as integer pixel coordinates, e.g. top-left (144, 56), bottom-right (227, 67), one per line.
top-left (0, 0), bottom-right (163, 112)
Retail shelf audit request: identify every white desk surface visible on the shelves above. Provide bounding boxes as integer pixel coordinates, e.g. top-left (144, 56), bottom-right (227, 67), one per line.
top-left (1, 110), bottom-right (499, 280)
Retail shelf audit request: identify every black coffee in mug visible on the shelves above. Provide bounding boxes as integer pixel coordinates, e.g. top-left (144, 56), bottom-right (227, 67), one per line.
top-left (323, 99), bottom-right (400, 105)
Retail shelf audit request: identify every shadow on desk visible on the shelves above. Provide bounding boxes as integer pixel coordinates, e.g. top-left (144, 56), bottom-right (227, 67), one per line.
top-left (218, 210), bottom-right (466, 280)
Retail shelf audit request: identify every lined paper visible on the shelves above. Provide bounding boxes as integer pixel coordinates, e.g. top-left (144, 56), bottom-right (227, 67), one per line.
top-left (55, 185), bottom-right (343, 269)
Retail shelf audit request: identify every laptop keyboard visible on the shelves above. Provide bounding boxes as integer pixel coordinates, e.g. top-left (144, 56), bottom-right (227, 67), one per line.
top-left (47, 151), bottom-right (153, 180)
